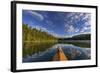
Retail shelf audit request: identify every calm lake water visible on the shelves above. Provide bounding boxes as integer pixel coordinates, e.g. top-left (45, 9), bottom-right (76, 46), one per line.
top-left (23, 41), bottom-right (91, 63)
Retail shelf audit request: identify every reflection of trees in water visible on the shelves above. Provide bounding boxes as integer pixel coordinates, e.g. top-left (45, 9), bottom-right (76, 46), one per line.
top-left (69, 49), bottom-right (81, 59)
top-left (58, 41), bottom-right (90, 48)
top-left (23, 41), bottom-right (90, 61)
top-left (23, 42), bottom-right (56, 58)
top-left (62, 46), bottom-right (90, 60)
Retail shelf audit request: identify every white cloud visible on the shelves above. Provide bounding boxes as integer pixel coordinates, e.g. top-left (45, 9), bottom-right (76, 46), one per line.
top-left (45, 20), bottom-right (55, 27)
top-left (28, 11), bottom-right (44, 21)
top-left (35, 26), bottom-right (48, 32)
top-left (65, 25), bottom-right (76, 32)
top-left (82, 14), bottom-right (91, 20)
top-left (82, 14), bottom-right (91, 26)
top-left (75, 29), bottom-right (79, 32)
top-left (83, 27), bottom-right (89, 30)
top-left (65, 24), bottom-right (76, 33)
top-left (46, 20), bottom-right (53, 25)
top-left (84, 21), bottom-right (90, 26)
top-left (80, 26), bottom-right (90, 33)
top-left (74, 15), bottom-right (79, 19)
top-left (64, 13), bottom-right (91, 34)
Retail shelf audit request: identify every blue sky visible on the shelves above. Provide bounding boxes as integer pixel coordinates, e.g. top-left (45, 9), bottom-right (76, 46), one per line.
top-left (22, 10), bottom-right (91, 38)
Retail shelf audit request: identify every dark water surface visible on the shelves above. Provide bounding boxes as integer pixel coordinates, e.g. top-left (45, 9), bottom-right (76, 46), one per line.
top-left (23, 41), bottom-right (91, 63)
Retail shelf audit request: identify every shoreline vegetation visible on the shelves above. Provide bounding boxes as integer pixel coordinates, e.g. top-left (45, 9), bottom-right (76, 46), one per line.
top-left (23, 24), bottom-right (58, 43)
top-left (23, 24), bottom-right (91, 42)
top-left (23, 24), bottom-right (91, 57)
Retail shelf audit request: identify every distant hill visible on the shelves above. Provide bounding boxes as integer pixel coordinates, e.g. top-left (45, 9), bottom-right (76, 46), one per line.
top-left (58, 34), bottom-right (91, 40)
top-left (71, 34), bottom-right (91, 40)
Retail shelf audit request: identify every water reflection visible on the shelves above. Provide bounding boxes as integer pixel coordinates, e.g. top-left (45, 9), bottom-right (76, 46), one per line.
top-left (23, 41), bottom-right (91, 63)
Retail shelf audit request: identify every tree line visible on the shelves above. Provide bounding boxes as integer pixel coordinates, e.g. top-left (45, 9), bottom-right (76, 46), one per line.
top-left (58, 34), bottom-right (91, 41)
top-left (23, 24), bottom-right (58, 42)
top-left (23, 24), bottom-right (91, 42)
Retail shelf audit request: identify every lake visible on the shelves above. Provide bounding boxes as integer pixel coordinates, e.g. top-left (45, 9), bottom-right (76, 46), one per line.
top-left (23, 40), bottom-right (91, 63)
